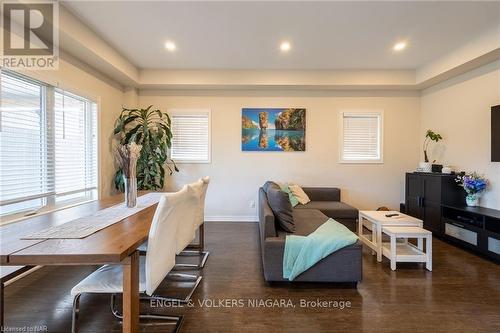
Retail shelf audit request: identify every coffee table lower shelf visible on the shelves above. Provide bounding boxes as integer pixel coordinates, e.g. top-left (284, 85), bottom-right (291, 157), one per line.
top-left (382, 242), bottom-right (427, 263)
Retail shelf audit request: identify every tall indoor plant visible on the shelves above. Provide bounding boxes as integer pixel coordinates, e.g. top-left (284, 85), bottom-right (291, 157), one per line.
top-left (113, 105), bottom-right (178, 192)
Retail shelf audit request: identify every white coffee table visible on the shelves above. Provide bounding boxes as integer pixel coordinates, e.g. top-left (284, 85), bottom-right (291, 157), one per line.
top-left (358, 211), bottom-right (423, 262)
top-left (381, 226), bottom-right (432, 271)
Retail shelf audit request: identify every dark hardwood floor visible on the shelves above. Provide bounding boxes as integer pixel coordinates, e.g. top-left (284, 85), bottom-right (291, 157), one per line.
top-left (3, 222), bottom-right (500, 332)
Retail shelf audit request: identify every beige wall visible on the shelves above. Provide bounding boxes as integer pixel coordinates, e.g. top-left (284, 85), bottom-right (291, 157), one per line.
top-left (16, 53), bottom-right (126, 198)
top-left (139, 92), bottom-right (420, 220)
top-left (16, 51), bottom-right (499, 218)
top-left (421, 60), bottom-right (500, 209)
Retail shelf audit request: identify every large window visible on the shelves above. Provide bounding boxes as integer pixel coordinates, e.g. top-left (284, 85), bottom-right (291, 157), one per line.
top-left (0, 71), bottom-right (98, 221)
top-left (169, 109), bottom-right (211, 163)
top-left (339, 110), bottom-right (383, 163)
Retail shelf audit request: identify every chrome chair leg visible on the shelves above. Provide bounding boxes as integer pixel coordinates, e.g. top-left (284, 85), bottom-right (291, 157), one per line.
top-left (176, 250), bottom-right (209, 269)
top-left (178, 224), bottom-right (209, 268)
top-left (110, 294), bottom-right (184, 333)
top-left (166, 273), bottom-right (203, 303)
top-left (141, 250), bottom-right (208, 269)
top-left (0, 281), bottom-right (4, 331)
top-left (168, 273), bottom-right (198, 280)
top-left (71, 294), bottom-right (81, 333)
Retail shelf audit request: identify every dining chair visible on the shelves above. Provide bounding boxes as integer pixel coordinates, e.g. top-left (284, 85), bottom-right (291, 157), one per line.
top-left (178, 177), bottom-right (210, 268)
top-left (138, 177), bottom-right (210, 271)
top-left (70, 188), bottom-right (199, 333)
top-left (175, 180), bottom-right (204, 253)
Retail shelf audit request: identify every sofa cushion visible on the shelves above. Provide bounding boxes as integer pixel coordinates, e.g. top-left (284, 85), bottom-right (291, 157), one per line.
top-left (301, 187), bottom-right (340, 201)
top-left (289, 184), bottom-right (311, 205)
top-left (263, 181), bottom-right (280, 194)
top-left (266, 185), bottom-right (295, 233)
top-left (277, 209), bottom-right (328, 237)
top-left (294, 201), bottom-right (358, 219)
top-left (279, 183), bottom-right (299, 207)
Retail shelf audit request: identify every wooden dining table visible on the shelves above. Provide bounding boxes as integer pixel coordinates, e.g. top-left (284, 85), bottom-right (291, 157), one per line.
top-left (0, 193), bottom-right (157, 333)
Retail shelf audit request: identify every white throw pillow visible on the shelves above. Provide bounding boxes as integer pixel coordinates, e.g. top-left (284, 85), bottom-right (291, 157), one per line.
top-left (288, 185), bottom-right (310, 205)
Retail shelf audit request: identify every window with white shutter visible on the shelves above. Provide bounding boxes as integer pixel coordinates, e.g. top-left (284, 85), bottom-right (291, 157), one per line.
top-left (54, 90), bottom-right (98, 203)
top-left (0, 71), bottom-right (98, 222)
top-left (0, 72), bottom-right (49, 216)
top-left (169, 109), bottom-right (211, 163)
top-left (339, 111), bottom-right (383, 163)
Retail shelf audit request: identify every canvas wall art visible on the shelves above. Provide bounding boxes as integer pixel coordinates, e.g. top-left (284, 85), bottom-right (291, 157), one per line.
top-left (241, 108), bottom-right (306, 151)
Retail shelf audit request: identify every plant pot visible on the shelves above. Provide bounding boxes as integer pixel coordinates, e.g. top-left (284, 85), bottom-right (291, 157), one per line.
top-left (466, 194), bottom-right (480, 207)
top-left (418, 162), bottom-right (432, 172)
top-left (124, 176), bottom-right (137, 208)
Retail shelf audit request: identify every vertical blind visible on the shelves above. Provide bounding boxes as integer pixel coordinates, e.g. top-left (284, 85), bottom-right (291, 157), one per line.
top-left (0, 71), bottom-right (98, 218)
top-left (341, 112), bottom-right (382, 161)
top-left (170, 110), bottom-right (210, 163)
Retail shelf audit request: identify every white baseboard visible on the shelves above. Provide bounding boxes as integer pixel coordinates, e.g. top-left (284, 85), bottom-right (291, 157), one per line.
top-left (205, 215), bottom-right (258, 222)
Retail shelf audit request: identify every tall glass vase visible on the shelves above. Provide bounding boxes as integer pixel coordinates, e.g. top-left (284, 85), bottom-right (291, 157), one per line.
top-left (124, 176), bottom-right (137, 208)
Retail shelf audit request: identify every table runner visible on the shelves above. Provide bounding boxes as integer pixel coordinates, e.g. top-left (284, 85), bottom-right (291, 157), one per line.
top-left (21, 193), bottom-right (163, 239)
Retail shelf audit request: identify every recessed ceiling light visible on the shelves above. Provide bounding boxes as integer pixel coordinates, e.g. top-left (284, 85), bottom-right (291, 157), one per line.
top-left (393, 41), bottom-right (407, 51)
top-left (165, 41), bottom-right (176, 52)
top-left (280, 41), bottom-right (291, 52)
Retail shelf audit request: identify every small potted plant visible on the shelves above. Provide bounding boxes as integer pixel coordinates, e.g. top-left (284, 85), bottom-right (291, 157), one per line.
top-left (455, 172), bottom-right (489, 207)
top-left (419, 130), bottom-right (443, 172)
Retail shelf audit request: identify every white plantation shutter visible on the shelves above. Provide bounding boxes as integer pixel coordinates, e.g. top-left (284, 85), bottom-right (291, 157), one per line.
top-left (0, 71), bottom-right (98, 219)
top-left (170, 110), bottom-right (210, 163)
top-left (340, 111), bottom-right (383, 163)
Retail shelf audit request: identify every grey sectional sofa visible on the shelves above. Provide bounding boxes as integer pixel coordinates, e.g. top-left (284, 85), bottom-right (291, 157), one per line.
top-left (259, 187), bottom-right (362, 282)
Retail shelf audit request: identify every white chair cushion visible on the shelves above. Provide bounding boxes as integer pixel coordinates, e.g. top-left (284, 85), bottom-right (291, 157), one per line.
top-left (195, 177), bottom-right (210, 228)
top-left (175, 182), bottom-right (203, 254)
top-left (71, 256), bottom-right (147, 298)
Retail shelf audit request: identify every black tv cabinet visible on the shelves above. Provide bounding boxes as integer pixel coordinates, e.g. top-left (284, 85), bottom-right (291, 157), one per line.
top-left (405, 172), bottom-right (464, 234)
top-left (442, 205), bottom-right (500, 262)
top-left (405, 172), bottom-right (500, 262)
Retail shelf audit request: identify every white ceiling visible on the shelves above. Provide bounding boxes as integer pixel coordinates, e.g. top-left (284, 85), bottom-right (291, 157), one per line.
top-left (63, 1), bottom-right (500, 70)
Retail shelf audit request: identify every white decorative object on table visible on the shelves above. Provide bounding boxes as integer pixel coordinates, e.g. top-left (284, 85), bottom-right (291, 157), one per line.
top-left (418, 162), bottom-right (432, 172)
top-left (441, 165), bottom-right (453, 174)
top-left (381, 226), bottom-right (432, 271)
top-left (358, 211), bottom-right (423, 262)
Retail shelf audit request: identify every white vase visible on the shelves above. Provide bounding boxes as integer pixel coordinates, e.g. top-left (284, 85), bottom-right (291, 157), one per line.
top-left (419, 162), bottom-right (432, 172)
top-left (124, 176), bottom-right (137, 208)
top-left (466, 194), bottom-right (480, 207)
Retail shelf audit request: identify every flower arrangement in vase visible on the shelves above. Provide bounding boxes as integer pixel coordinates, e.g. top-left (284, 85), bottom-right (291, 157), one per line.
top-left (455, 172), bottom-right (488, 207)
top-left (115, 142), bottom-right (142, 207)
